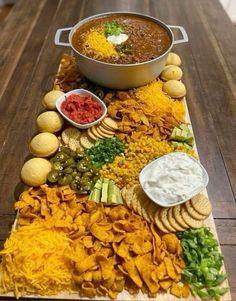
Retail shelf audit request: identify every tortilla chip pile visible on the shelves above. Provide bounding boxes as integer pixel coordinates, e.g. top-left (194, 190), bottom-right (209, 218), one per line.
top-left (5, 186), bottom-right (190, 299)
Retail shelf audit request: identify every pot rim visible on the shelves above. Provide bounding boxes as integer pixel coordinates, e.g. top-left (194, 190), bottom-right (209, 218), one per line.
top-left (68, 11), bottom-right (174, 67)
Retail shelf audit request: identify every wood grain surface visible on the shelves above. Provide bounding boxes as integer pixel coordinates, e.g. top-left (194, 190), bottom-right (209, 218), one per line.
top-left (0, 0), bottom-right (236, 299)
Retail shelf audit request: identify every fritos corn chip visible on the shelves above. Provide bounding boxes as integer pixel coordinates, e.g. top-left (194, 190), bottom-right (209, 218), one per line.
top-left (12, 187), bottom-right (188, 299)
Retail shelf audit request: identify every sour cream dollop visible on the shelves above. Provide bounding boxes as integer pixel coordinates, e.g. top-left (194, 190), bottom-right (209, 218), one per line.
top-left (139, 152), bottom-right (209, 207)
top-left (107, 33), bottom-right (128, 45)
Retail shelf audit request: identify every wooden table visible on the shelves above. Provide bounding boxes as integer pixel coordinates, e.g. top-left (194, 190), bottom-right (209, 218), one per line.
top-left (0, 0), bottom-right (235, 299)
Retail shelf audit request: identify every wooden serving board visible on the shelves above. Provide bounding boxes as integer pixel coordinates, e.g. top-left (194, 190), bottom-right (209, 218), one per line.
top-left (0, 67), bottom-right (232, 301)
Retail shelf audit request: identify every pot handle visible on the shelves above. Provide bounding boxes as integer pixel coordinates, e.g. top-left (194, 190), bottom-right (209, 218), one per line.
top-left (54, 27), bottom-right (73, 47)
top-left (168, 25), bottom-right (188, 45)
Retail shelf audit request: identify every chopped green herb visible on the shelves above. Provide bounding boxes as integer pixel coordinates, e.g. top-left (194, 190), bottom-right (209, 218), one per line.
top-left (105, 21), bottom-right (124, 37)
top-left (86, 137), bottom-right (124, 167)
top-left (178, 228), bottom-right (229, 301)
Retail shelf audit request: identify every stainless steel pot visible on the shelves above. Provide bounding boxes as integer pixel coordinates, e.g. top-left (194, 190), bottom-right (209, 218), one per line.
top-left (55, 12), bottom-right (188, 89)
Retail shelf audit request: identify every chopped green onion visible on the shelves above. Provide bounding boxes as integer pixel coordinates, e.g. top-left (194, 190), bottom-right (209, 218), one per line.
top-left (178, 228), bottom-right (229, 300)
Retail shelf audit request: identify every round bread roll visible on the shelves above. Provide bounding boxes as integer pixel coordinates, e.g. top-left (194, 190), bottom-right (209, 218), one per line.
top-left (21, 158), bottom-right (52, 187)
top-left (163, 80), bottom-right (186, 98)
top-left (29, 132), bottom-right (59, 157)
top-left (42, 90), bottom-right (64, 110)
top-left (37, 111), bottom-right (64, 133)
top-left (160, 65), bottom-right (183, 81)
top-left (166, 52), bottom-right (181, 66)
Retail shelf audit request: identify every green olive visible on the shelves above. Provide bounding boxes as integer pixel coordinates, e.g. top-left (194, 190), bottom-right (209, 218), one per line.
top-left (47, 171), bottom-right (59, 183)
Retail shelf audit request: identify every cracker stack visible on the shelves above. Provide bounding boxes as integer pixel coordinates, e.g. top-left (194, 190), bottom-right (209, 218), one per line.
top-left (122, 185), bottom-right (212, 233)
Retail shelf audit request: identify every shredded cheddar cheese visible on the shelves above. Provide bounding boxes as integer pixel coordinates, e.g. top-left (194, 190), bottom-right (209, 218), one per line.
top-left (135, 80), bottom-right (185, 122)
top-left (83, 30), bottom-right (117, 58)
top-left (0, 223), bottom-right (73, 298)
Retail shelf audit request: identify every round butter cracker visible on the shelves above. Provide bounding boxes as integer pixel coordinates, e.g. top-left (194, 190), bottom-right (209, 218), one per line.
top-left (173, 205), bottom-right (189, 229)
top-left (146, 201), bottom-right (160, 223)
top-left (62, 127), bottom-right (80, 145)
top-left (185, 200), bottom-right (207, 220)
top-left (160, 208), bottom-right (176, 233)
top-left (190, 194), bottom-right (212, 216)
top-left (102, 117), bottom-right (118, 130)
top-left (181, 207), bottom-right (203, 229)
top-left (141, 201), bottom-right (152, 223)
top-left (167, 207), bottom-right (186, 232)
top-left (154, 210), bottom-right (170, 234)
top-left (80, 133), bottom-right (94, 149)
top-left (87, 127), bottom-right (97, 141)
top-left (96, 126), bottom-right (114, 138)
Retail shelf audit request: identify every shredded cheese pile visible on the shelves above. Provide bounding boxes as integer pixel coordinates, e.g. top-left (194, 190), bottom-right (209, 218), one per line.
top-left (135, 80), bottom-right (185, 122)
top-left (83, 30), bottom-right (117, 58)
top-left (0, 223), bottom-right (73, 298)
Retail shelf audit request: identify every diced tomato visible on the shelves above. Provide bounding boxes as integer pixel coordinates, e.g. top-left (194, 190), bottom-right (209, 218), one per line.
top-left (61, 94), bottom-right (103, 124)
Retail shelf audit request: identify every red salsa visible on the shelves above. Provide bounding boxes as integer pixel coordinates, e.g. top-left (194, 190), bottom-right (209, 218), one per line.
top-left (61, 94), bottom-right (102, 124)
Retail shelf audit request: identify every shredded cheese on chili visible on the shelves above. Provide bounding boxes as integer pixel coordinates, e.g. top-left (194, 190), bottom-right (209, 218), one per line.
top-left (0, 223), bottom-right (73, 298)
top-left (83, 30), bottom-right (117, 58)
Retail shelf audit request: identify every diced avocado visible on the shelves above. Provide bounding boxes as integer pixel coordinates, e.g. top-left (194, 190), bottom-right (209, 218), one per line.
top-left (181, 128), bottom-right (188, 138)
top-left (101, 179), bottom-right (109, 203)
top-left (179, 123), bottom-right (189, 131)
top-left (93, 188), bottom-right (101, 203)
top-left (115, 185), bottom-right (123, 204)
top-left (170, 123), bottom-right (194, 146)
top-left (172, 128), bottom-right (184, 141)
top-left (94, 178), bottom-right (103, 190)
top-left (88, 189), bottom-right (95, 201)
top-left (107, 180), bottom-right (115, 205)
top-left (171, 141), bottom-right (192, 149)
top-left (110, 185), bottom-right (123, 205)
top-left (185, 136), bottom-right (194, 146)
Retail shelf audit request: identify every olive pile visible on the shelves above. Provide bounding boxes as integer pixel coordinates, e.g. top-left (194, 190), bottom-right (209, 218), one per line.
top-left (47, 146), bottom-right (100, 194)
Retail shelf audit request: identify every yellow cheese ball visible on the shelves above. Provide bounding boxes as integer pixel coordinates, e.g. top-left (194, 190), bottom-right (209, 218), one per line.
top-left (37, 111), bottom-right (64, 133)
top-left (21, 158), bottom-right (51, 187)
top-left (160, 65), bottom-right (183, 81)
top-left (166, 52), bottom-right (181, 66)
top-left (163, 80), bottom-right (186, 98)
top-left (29, 132), bottom-right (59, 157)
top-left (42, 90), bottom-right (64, 110)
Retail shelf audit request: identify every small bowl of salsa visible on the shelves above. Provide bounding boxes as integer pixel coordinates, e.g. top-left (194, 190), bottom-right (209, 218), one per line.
top-left (56, 89), bottom-right (107, 129)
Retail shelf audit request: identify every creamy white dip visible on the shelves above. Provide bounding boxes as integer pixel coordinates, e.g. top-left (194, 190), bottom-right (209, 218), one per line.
top-left (107, 33), bottom-right (128, 45)
top-left (140, 152), bottom-right (208, 206)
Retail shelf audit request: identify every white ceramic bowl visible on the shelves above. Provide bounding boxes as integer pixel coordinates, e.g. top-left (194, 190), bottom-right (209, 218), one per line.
top-left (56, 89), bottom-right (107, 129)
top-left (139, 152), bottom-right (209, 208)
